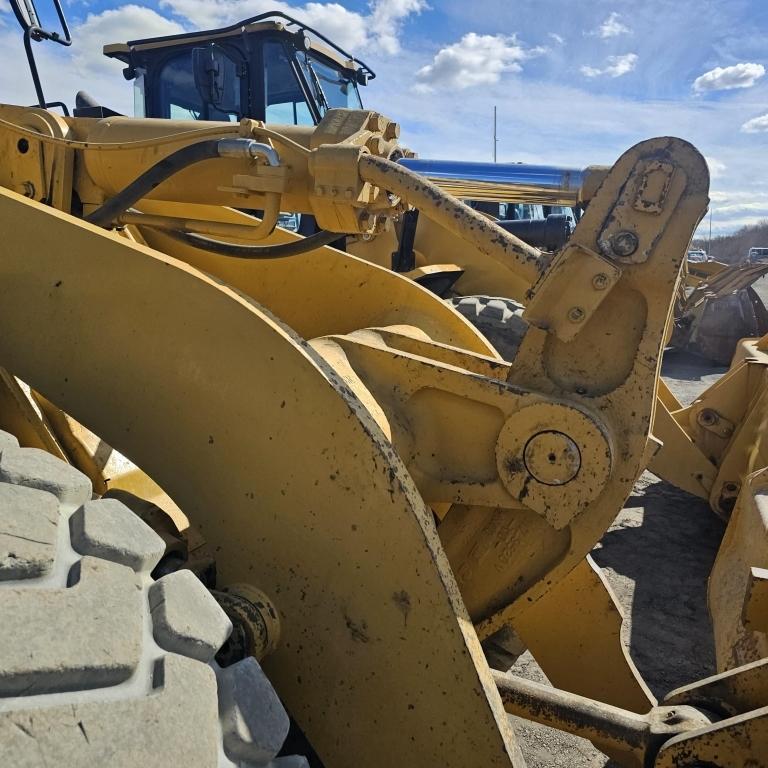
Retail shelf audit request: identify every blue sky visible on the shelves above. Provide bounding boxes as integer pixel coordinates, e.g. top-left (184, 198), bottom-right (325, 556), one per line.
top-left (2, 0), bottom-right (768, 236)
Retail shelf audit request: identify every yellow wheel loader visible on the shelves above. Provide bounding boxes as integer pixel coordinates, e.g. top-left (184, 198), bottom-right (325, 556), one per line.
top-left (0, 3), bottom-right (766, 767)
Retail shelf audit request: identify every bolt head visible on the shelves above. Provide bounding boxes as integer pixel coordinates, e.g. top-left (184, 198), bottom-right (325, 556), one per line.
top-left (611, 230), bottom-right (639, 257)
top-left (592, 273), bottom-right (609, 290)
top-left (367, 113), bottom-right (385, 133)
top-left (366, 136), bottom-right (386, 155)
top-left (568, 306), bottom-right (586, 323)
top-left (384, 122), bottom-right (401, 141)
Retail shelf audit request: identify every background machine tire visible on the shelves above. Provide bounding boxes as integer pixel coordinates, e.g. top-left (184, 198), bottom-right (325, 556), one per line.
top-left (449, 295), bottom-right (529, 362)
top-left (0, 429), bottom-right (304, 768)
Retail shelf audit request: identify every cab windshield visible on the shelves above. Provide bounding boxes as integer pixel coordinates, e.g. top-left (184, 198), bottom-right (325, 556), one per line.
top-left (147, 37), bottom-right (363, 126)
top-left (297, 52), bottom-right (362, 112)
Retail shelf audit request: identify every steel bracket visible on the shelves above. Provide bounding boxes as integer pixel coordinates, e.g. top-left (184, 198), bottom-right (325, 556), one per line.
top-left (523, 243), bottom-right (621, 342)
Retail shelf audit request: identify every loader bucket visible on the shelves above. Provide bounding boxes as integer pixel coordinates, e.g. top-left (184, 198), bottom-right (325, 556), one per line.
top-left (674, 285), bottom-right (768, 365)
top-left (673, 262), bottom-right (768, 365)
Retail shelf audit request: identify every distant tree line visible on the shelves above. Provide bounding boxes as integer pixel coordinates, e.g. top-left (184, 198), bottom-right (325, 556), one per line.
top-left (692, 220), bottom-right (768, 264)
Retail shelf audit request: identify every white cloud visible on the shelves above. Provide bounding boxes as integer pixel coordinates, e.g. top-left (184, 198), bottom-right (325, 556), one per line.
top-left (414, 32), bottom-right (543, 92)
top-left (693, 62), bottom-right (765, 93)
top-left (704, 156), bottom-right (726, 179)
top-left (741, 113), bottom-right (768, 133)
top-left (72, 5), bottom-right (184, 76)
top-left (370, 0), bottom-right (429, 55)
top-left (715, 201), bottom-right (768, 216)
top-left (0, 5), bottom-right (182, 113)
top-left (548, 32), bottom-right (564, 45)
top-left (694, 190), bottom-right (768, 236)
top-left (592, 12), bottom-right (630, 39)
top-left (580, 53), bottom-right (637, 79)
top-left (157, 0), bottom-right (425, 55)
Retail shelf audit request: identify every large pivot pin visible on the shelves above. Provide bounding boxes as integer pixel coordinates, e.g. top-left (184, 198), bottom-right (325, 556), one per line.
top-left (496, 403), bottom-right (612, 529)
top-left (524, 431), bottom-right (581, 486)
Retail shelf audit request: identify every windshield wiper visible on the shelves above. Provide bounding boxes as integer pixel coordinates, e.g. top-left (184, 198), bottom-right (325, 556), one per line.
top-left (303, 56), bottom-right (330, 112)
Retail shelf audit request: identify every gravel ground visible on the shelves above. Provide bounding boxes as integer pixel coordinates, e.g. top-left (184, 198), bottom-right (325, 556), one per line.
top-left (510, 347), bottom-right (731, 767)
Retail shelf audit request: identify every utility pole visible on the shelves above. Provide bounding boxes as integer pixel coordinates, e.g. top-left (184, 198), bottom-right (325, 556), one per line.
top-left (708, 206), bottom-right (713, 257)
top-left (493, 105), bottom-right (498, 163)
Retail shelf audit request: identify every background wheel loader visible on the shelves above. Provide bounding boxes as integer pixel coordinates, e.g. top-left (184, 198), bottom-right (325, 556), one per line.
top-left (0, 2), bottom-right (766, 767)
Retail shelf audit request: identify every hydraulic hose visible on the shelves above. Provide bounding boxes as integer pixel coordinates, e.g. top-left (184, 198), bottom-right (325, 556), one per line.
top-left (358, 154), bottom-right (545, 286)
top-left (156, 227), bottom-right (341, 259)
top-left (86, 139), bottom-right (280, 228)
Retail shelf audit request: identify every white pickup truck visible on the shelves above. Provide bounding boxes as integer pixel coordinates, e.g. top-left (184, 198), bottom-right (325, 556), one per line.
top-left (747, 246), bottom-right (768, 263)
top-left (686, 248), bottom-right (709, 263)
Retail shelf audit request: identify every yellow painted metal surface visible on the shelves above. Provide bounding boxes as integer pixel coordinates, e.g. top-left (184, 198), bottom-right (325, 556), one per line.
top-left (344, 152), bottom-right (734, 515)
top-left (658, 659), bottom-right (768, 766)
top-left (654, 709), bottom-right (768, 767)
top-left (0, 187), bottom-right (522, 767)
top-left (513, 556), bottom-right (655, 713)
top-left (347, 214), bottom-right (531, 303)
top-left (181, 136), bottom-right (710, 715)
top-left (709, 468), bottom-right (768, 670)
top-left (134, 200), bottom-right (497, 354)
top-left (306, 139), bottom-right (709, 698)
top-left (650, 333), bottom-right (768, 669)
top-left (32, 394), bottom-right (190, 529)
top-left (648, 396), bottom-right (715, 498)
top-left (652, 341), bottom-right (768, 517)
top-left (0, 371), bottom-right (65, 457)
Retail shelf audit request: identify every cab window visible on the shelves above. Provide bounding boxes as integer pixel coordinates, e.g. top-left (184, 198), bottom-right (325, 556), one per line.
top-left (157, 48), bottom-right (243, 121)
top-left (263, 40), bottom-right (314, 125)
top-left (299, 53), bottom-right (362, 110)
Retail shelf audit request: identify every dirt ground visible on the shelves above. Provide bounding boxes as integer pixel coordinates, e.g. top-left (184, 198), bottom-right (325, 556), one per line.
top-left (510, 347), bottom-right (732, 767)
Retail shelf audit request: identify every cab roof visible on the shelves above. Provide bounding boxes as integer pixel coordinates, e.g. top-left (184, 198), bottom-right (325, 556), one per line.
top-left (103, 11), bottom-right (376, 82)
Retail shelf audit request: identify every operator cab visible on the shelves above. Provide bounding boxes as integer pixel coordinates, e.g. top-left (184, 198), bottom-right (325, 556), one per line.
top-left (103, 12), bottom-right (373, 124)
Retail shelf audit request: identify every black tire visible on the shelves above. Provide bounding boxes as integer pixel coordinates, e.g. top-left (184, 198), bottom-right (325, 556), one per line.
top-left (0, 430), bottom-right (303, 768)
top-left (449, 295), bottom-right (529, 362)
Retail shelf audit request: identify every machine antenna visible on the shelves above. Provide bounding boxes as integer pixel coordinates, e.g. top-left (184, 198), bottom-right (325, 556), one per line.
top-left (493, 105), bottom-right (498, 163)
